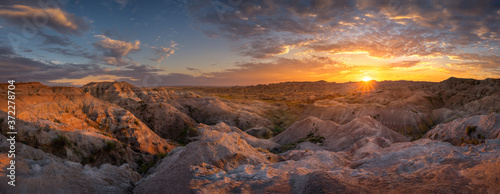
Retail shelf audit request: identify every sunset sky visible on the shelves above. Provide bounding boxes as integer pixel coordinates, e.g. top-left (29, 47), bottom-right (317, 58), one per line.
top-left (0, 0), bottom-right (499, 86)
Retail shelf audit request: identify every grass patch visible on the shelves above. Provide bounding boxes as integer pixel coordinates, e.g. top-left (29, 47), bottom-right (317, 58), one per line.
top-left (271, 143), bottom-right (297, 154)
top-left (51, 135), bottom-right (72, 149)
top-left (81, 155), bottom-right (96, 165)
top-left (104, 141), bottom-right (116, 151)
top-left (297, 132), bottom-right (325, 144)
top-left (271, 126), bottom-right (285, 135)
top-left (466, 125), bottom-right (477, 136)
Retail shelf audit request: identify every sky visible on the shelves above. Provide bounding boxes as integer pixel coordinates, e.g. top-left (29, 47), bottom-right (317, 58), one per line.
top-left (0, 0), bottom-right (499, 87)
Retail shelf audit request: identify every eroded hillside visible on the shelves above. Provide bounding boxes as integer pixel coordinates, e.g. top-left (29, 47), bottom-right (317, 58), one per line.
top-left (1, 77), bottom-right (499, 193)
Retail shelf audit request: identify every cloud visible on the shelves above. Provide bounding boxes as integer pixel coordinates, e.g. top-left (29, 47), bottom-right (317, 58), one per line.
top-left (448, 54), bottom-right (500, 75)
top-left (0, 4), bottom-right (89, 35)
top-left (388, 60), bottom-right (421, 68)
top-left (0, 46), bottom-right (104, 83)
top-left (40, 33), bottom-right (71, 46)
top-left (93, 35), bottom-right (141, 66)
top-left (236, 38), bottom-right (312, 59)
top-left (150, 41), bottom-right (177, 62)
top-left (187, 0), bottom-right (499, 61)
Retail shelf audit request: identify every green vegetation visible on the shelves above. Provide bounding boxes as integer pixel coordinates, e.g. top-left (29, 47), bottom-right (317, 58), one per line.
top-left (271, 132), bottom-right (325, 153)
top-left (81, 155), bottom-right (96, 165)
top-left (271, 126), bottom-right (285, 135)
top-left (104, 141), bottom-right (116, 151)
top-left (271, 143), bottom-right (297, 154)
top-left (459, 137), bottom-right (481, 145)
top-left (138, 153), bottom-right (168, 174)
top-left (466, 125), bottom-right (477, 136)
top-left (298, 132), bottom-right (325, 144)
top-left (178, 126), bottom-right (199, 145)
top-left (51, 135), bottom-right (72, 149)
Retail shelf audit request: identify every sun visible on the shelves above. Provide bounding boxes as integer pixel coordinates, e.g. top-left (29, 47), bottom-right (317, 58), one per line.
top-left (363, 77), bottom-right (371, 82)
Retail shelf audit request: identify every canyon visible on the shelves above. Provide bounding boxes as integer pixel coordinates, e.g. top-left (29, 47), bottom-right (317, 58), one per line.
top-left (0, 77), bottom-right (499, 193)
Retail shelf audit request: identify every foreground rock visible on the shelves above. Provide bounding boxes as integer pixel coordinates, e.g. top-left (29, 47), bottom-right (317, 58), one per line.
top-left (0, 135), bottom-right (141, 193)
top-left (133, 127), bottom-right (278, 193)
top-left (136, 124), bottom-right (500, 193)
top-left (0, 83), bottom-right (175, 168)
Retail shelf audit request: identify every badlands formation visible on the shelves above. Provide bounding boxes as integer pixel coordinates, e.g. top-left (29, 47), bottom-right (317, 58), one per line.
top-left (0, 77), bottom-right (499, 193)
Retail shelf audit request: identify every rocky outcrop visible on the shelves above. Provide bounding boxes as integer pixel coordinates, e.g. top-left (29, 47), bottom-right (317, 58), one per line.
top-left (272, 116), bottom-right (408, 151)
top-left (301, 99), bottom-right (436, 136)
top-left (194, 122), bottom-right (279, 150)
top-left (133, 127), bottom-right (277, 193)
top-left (0, 83), bottom-right (175, 168)
top-left (1, 78), bottom-right (499, 193)
top-left (0, 134), bottom-right (141, 193)
top-left (82, 82), bottom-right (272, 141)
top-left (175, 97), bottom-right (273, 130)
top-left (245, 126), bottom-right (273, 139)
top-left (136, 128), bottom-right (500, 193)
top-left (82, 82), bottom-right (197, 142)
top-left (426, 113), bottom-right (500, 145)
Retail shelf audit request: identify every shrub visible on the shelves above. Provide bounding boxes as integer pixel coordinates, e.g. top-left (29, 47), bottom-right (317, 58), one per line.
top-left (52, 135), bottom-right (71, 149)
top-left (134, 120), bottom-right (140, 125)
top-left (104, 141), bottom-right (116, 151)
top-left (271, 143), bottom-right (297, 154)
top-left (271, 126), bottom-right (284, 135)
top-left (477, 134), bottom-right (486, 139)
top-left (297, 132), bottom-right (325, 144)
top-left (466, 125), bottom-right (477, 136)
top-left (81, 155), bottom-right (96, 165)
top-left (138, 153), bottom-right (167, 174)
top-left (180, 126), bottom-right (198, 138)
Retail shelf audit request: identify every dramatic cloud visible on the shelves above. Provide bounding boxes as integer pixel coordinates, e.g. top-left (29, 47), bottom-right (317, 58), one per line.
top-left (0, 1), bottom-right (498, 86)
top-left (150, 41), bottom-right (177, 62)
top-left (0, 46), bottom-right (103, 83)
top-left (0, 4), bottom-right (89, 34)
top-left (237, 38), bottom-right (312, 59)
top-left (188, 0), bottom-right (499, 60)
top-left (388, 60), bottom-right (421, 69)
top-left (93, 35), bottom-right (141, 66)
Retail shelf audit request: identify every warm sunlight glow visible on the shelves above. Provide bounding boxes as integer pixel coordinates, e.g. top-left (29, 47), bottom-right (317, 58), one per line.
top-left (358, 77), bottom-right (376, 95)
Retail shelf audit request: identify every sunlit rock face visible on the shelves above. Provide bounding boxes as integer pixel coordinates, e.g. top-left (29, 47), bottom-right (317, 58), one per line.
top-left (0, 83), bottom-right (174, 169)
top-left (82, 81), bottom-right (272, 142)
top-left (299, 78), bottom-right (500, 137)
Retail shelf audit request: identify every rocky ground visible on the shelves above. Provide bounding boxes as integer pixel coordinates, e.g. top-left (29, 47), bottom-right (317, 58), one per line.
top-left (0, 77), bottom-right (499, 193)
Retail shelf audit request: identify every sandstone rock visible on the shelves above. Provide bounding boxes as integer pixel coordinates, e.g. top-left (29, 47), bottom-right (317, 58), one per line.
top-left (272, 116), bottom-right (408, 151)
top-left (426, 113), bottom-right (500, 145)
top-left (134, 128), bottom-right (275, 193)
top-left (0, 134), bottom-right (141, 193)
top-left (194, 122), bottom-right (279, 150)
top-left (245, 126), bottom-right (273, 139)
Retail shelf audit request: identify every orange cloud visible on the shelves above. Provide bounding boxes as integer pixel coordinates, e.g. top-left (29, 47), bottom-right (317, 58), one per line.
top-left (0, 4), bottom-right (88, 34)
top-left (93, 35), bottom-right (141, 66)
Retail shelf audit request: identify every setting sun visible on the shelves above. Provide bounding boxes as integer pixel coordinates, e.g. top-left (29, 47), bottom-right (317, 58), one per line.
top-left (363, 77), bottom-right (371, 82)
